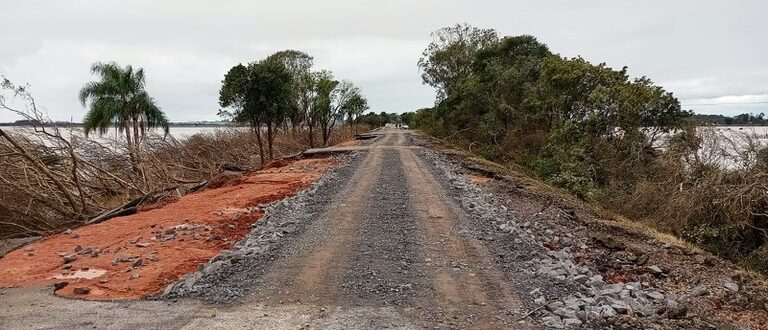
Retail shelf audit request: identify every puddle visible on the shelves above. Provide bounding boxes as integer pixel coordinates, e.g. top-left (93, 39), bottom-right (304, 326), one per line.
top-left (52, 268), bottom-right (107, 280)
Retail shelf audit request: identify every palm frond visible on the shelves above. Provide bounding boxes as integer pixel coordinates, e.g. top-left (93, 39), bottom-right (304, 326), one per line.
top-left (80, 61), bottom-right (169, 138)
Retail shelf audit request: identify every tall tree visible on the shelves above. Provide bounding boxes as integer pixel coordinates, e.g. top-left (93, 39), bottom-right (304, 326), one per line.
top-left (315, 78), bottom-right (359, 146)
top-left (266, 50), bottom-right (314, 135)
top-left (79, 62), bottom-right (169, 170)
top-left (342, 89), bottom-right (369, 135)
top-left (418, 23), bottom-right (498, 100)
top-left (314, 71), bottom-right (339, 146)
top-left (219, 59), bottom-right (293, 164)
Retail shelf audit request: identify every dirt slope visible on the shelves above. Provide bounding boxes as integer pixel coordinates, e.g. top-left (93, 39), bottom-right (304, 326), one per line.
top-left (0, 157), bottom-right (337, 300)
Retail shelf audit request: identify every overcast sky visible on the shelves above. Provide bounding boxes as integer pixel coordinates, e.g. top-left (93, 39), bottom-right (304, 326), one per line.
top-left (2, 0), bottom-right (767, 122)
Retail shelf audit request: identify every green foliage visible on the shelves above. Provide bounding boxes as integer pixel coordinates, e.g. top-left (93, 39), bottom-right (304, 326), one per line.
top-left (414, 24), bottom-right (768, 273)
top-left (79, 62), bottom-right (169, 170)
top-left (418, 23), bottom-right (498, 100)
top-left (415, 25), bottom-right (690, 197)
top-left (218, 51), bottom-right (369, 152)
top-left (358, 111), bottom-right (402, 127)
top-left (400, 111), bottom-right (416, 126)
top-left (219, 60), bottom-right (292, 128)
top-left (219, 57), bottom-right (294, 162)
top-left (79, 62), bottom-right (169, 138)
top-left (265, 50), bottom-right (314, 130)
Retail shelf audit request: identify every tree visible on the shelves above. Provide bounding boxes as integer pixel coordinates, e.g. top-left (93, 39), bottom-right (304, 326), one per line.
top-left (400, 111), bottom-right (415, 127)
top-left (314, 73), bottom-right (360, 146)
top-left (343, 88), bottom-right (369, 135)
top-left (219, 59), bottom-right (293, 164)
top-left (418, 23), bottom-right (498, 100)
top-left (79, 62), bottom-right (169, 169)
top-left (266, 50), bottom-right (314, 135)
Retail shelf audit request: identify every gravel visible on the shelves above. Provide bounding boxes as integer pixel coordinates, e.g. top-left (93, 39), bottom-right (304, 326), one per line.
top-left (413, 140), bottom-right (712, 329)
top-left (164, 152), bottom-right (365, 303)
top-left (165, 132), bottom-right (729, 328)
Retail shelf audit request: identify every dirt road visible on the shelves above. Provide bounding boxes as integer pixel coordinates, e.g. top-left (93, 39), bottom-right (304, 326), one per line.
top-left (171, 129), bottom-right (531, 328)
top-left (2, 128), bottom-right (767, 329)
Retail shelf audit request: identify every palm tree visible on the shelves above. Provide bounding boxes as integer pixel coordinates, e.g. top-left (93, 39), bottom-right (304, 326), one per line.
top-left (79, 62), bottom-right (169, 168)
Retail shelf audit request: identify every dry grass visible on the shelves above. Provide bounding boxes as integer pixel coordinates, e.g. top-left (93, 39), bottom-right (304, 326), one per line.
top-left (0, 123), bottom-right (366, 239)
top-left (420, 127), bottom-right (768, 274)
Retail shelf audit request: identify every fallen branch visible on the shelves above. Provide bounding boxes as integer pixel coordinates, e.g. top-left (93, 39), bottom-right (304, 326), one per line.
top-left (517, 305), bottom-right (545, 321)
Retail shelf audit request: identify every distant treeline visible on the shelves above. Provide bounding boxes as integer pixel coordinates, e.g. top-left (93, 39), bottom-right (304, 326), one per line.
top-left (691, 113), bottom-right (768, 126)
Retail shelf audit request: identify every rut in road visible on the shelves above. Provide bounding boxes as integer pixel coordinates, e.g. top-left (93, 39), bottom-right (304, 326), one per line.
top-left (175, 130), bottom-right (530, 329)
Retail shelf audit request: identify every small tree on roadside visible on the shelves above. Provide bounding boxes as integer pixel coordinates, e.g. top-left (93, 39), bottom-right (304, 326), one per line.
top-left (317, 78), bottom-right (362, 146)
top-left (343, 89), bottom-right (369, 135)
top-left (219, 59), bottom-right (293, 165)
top-left (314, 71), bottom-right (339, 146)
top-left (266, 50), bottom-right (314, 135)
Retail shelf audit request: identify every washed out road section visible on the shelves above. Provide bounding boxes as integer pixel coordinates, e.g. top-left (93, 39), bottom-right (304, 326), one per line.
top-left (0, 157), bottom-right (339, 300)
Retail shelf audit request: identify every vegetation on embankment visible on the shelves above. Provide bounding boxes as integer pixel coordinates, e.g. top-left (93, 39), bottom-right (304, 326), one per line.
top-left (409, 23), bottom-right (768, 274)
top-left (0, 49), bottom-right (401, 239)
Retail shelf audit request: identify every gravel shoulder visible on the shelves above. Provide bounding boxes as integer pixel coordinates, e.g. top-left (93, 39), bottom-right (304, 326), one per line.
top-left (414, 132), bottom-right (768, 329)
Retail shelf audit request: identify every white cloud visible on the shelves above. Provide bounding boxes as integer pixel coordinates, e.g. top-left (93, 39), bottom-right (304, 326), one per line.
top-left (1, 0), bottom-right (767, 122)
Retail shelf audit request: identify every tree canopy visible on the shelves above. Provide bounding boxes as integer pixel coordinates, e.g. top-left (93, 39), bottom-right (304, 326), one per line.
top-left (218, 50), bottom-right (370, 163)
top-left (79, 62), bottom-right (169, 170)
top-left (414, 24), bottom-right (691, 197)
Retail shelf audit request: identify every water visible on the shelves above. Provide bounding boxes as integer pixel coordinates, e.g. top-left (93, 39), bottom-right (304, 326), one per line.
top-left (1, 126), bottom-right (240, 144)
top-left (5, 125), bottom-right (768, 169)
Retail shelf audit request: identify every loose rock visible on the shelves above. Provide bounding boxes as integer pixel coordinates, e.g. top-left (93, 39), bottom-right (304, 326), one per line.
top-left (73, 287), bottom-right (91, 294)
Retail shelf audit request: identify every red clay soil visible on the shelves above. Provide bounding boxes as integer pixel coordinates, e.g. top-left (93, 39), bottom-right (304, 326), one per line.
top-left (0, 157), bottom-right (339, 300)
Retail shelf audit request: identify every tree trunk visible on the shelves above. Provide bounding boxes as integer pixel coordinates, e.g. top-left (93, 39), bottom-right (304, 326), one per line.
top-left (255, 126), bottom-right (265, 167)
top-left (308, 124), bottom-right (315, 148)
top-left (132, 116), bottom-right (140, 156)
top-left (124, 127), bottom-right (140, 173)
top-left (322, 122), bottom-right (333, 146)
top-left (267, 123), bottom-right (274, 160)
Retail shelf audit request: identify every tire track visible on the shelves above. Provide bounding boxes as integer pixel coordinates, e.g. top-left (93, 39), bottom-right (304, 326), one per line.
top-left (252, 149), bottom-right (384, 304)
top-left (399, 148), bottom-right (525, 329)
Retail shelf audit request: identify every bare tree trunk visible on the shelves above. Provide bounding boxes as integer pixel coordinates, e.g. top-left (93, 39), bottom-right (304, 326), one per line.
top-left (308, 124), bottom-right (315, 148)
top-left (323, 121), bottom-right (334, 146)
top-left (67, 147), bottom-right (88, 215)
top-left (132, 116), bottom-right (141, 163)
top-left (267, 123), bottom-right (274, 160)
top-left (124, 127), bottom-right (140, 174)
top-left (254, 126), bottom-right (265, 166)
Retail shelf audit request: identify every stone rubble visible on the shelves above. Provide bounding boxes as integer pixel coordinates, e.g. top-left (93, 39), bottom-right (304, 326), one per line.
top-left (165, 153), bottom-right (363, 301)
top-left (419, 148), bottom-right (704, 328)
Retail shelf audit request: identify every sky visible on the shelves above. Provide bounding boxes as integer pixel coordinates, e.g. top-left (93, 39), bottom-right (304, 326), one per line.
top-left (1, 0), bottom-right (767, 122)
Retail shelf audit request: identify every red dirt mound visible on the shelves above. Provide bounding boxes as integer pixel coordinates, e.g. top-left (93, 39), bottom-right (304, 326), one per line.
top-left (0, 157), bottom-right (339, 300)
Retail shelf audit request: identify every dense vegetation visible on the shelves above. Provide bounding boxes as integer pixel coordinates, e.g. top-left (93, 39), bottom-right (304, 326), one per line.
top-left (412, 24), bottom-right (768, 273)
top-left (219, 50), bottom-right (369, 164)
